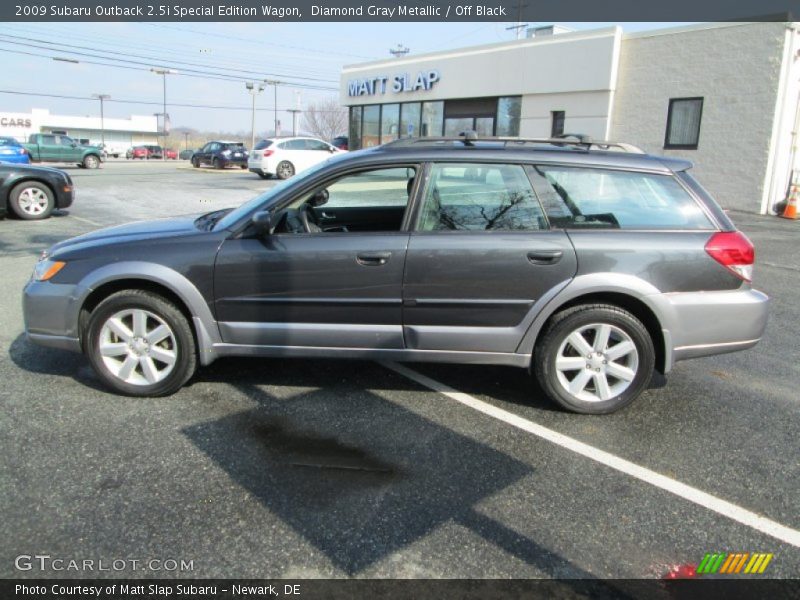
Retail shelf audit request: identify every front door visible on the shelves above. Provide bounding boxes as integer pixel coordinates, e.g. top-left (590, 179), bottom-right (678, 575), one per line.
top-left (213, 165), bottom-right (418, 350)
top-left (403, 162), bottom-right (578, 353)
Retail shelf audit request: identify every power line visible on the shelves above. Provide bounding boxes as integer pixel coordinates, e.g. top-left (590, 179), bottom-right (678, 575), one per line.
top-left (0, 32), bottom-right (338, 84)
top-left (0, 44), bottom-right (338, 91)
top-left (0, 89), bottom-right (346, 113)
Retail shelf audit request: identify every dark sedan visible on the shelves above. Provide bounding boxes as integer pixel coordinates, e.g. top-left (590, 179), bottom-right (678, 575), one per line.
top-left (0, 162), bottom-right (74, 220)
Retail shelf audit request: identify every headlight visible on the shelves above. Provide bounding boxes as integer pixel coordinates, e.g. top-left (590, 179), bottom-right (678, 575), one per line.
top-left (33, 259), bottom-right (66, 281)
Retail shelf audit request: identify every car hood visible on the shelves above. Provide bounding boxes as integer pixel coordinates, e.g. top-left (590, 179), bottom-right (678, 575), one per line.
top-left (0, 163), bottom-right (67, 177)
top-left (47, 214), bottom-right (208, 258)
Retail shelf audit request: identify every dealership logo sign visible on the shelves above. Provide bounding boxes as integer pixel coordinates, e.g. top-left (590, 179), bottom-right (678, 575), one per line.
top-left (0, 116), bottom-right (32, 128)
top-left (348, 71), bottom-right (440, 96)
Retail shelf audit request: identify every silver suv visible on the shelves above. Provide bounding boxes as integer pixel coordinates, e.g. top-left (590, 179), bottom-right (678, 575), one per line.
top-left (22, 136), bottom-right (769, 413)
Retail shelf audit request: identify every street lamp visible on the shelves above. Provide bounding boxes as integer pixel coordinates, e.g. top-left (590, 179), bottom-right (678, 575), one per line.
top-left (245, 81), bottom-right (266, 151)
top-left (91, 93), bottom-right (110, 147)
top-left (265, 80), bottom-right (282, 136)
top-left (150, 68), bottom-right (178, 159)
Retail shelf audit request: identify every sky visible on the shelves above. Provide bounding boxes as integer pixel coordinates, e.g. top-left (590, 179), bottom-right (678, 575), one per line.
top-left (0, 22), bottom-right (691, 134)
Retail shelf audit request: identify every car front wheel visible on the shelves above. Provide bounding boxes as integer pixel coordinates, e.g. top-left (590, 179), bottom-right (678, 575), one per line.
top-left (9, 181), bottom-right (54, 220)
top-left (85, 290), bottom-right (197, 397)
top-left (83, 155), bottom-right (100, 169)
top-left (533, 304), bottom-right (654, 414)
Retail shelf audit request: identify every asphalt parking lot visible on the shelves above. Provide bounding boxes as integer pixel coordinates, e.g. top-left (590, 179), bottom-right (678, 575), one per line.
top-left (1, 160), bottom-right (798, 580)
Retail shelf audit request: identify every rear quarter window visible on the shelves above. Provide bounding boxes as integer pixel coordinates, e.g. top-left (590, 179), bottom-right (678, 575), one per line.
top-left (531, 166), bottom-right (714, 230)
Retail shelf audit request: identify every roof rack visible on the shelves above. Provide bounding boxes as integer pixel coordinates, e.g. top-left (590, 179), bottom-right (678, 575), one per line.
top-left (381, 132), bottom-right (644, 153)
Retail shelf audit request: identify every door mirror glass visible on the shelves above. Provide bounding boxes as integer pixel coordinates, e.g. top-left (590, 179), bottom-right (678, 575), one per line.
top-left (251, 210), bottom-right (274, 234)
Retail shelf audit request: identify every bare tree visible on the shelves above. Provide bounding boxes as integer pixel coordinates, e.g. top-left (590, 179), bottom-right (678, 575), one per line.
top-left (302, 97), bottom-right (347, 141)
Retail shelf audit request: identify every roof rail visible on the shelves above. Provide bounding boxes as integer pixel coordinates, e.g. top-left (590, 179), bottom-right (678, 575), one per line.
top-left (380, 132), bottom-right (644, 153)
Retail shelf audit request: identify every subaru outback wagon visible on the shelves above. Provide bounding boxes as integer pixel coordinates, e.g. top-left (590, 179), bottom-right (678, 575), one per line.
top-left (23, 136), bottom-right (768, 414)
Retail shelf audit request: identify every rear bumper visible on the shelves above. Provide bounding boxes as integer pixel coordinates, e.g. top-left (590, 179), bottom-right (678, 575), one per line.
top-left (651, 287), bottom-right (769, 370)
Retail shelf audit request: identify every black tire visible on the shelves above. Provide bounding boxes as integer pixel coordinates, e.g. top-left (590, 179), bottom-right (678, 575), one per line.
top-left (239, 164), bottom-right (247, 170)
top-left (83, 154), bottom-right (100, 169)
top-left (533, 304), bottom-right (654, 414)
top-left (85, 290), bottom-right (197, 397)
top-left (192, 157), bottom-right (200, 168)
top-left (213, 158), bottom-right (223, 170)
top-left (257, 172), bottom-right (270, 179)
top-left (9, 181), bottom-right (55, 220)
top-left (276, 161), bottom-right (295, 180)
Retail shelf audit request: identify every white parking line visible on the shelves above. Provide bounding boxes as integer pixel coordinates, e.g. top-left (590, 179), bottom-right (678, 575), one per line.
top-left (381, 361), bottom-right (800, 548)
top-left (68, 215), bottom-right (105, 227)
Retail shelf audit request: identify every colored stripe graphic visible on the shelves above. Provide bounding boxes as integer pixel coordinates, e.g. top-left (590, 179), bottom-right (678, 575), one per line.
top-left (698, 552), bottom-right (774, 574)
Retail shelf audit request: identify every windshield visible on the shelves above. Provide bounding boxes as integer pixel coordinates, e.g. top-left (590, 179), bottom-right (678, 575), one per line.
top-left (214, 155), bottom-right (340, 231)
top-left (0, 137), bottom-right (17, 146)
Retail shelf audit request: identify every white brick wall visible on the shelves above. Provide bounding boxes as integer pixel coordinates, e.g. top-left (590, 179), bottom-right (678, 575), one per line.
top-left (610, 23), bottom-right (787, 213)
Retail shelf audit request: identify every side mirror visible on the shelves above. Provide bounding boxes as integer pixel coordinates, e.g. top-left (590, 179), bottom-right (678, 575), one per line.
top-left (308, 189), bottom-right (329, 207)
top-left (328, 146), bottom-right (337, 153)
top-left (71, 142), bottom-right (78, 148)
top-left (251, 210), bottom-right (274, 234)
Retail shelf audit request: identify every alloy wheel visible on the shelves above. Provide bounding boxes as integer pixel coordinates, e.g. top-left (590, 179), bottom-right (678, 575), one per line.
top-left (17, 187), bottom-right (51, 216)
top-left (98, 308), bottom-right (178, 386)
top-left (554, 323), bottom-right (639, 402)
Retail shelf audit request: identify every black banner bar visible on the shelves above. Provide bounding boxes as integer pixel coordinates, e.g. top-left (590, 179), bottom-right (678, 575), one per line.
top-left (3, 579), bottom-right (800, 600)
top-left (2, 0), bottom-right (799, 22)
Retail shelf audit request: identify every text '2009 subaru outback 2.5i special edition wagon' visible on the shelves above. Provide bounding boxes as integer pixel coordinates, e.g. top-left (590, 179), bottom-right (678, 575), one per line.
top-left (22, 135), bottom-right (769, 414)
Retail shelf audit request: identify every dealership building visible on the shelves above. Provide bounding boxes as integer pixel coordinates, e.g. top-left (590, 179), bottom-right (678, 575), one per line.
top-left (0, 108), bottom-right (159, 155)
top-left (341, 22), bottom-right (800, 214)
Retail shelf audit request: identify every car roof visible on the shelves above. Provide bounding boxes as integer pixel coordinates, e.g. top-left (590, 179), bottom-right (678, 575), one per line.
top-left (350, 139), bottom-right (693, 173)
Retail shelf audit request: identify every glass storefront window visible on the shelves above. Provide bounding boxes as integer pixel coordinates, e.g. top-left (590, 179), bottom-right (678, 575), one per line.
top-left (381, 104), bottom-right (400, 144)
top-left (400, 102), bottom-right (421, 138)
top-left (496, 96), bottom-right (521, 137)
top-left (444, 117), bottom-right (474, 137)
top-left (362, 105), bottom-right (380, 148)
top-left (421, 101), bottom-right (444, 137)
top-left (349, 106), bottom-right (362, 151)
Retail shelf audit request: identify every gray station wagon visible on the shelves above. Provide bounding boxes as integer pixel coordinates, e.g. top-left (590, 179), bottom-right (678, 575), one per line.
top-left (22, 136), bottom-right (769, 413)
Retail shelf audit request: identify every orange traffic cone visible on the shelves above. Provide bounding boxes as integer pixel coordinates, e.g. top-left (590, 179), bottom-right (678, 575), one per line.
top-left (782, 185), bottom-right (798, 219)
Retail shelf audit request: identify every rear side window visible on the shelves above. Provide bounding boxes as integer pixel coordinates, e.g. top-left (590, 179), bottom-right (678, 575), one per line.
top-left (418, 163), bottom-right (547, 232)
top-left (531, 166), bottom-right (714, 230)
top-left (254, 140), bottom-right (273, 150)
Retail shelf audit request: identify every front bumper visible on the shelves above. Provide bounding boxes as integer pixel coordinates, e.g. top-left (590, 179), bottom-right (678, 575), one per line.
top-left (23, 279), bottom-right (82, 353)
top-left (651, 287), bottom-right (769, 370)
top-left (55, 186), bottom-right (74, 209)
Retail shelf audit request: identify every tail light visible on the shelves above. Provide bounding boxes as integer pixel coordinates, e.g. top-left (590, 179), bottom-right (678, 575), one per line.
top-left (705, 231), bottom-right (755, 282)
top-left (262, 149), bottom-right (274, 157)
top-left (19, 147), bottom-right (27, 155)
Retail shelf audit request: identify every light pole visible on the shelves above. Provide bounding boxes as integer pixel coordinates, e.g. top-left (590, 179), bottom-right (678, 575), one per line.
top-left (246, 81), bottom-right (266, 150)
top-left (150, 68), bottom-right (178, 159)
top-left (183, 131), bottom-right (190, 152)
top-left (265, 80), bottom-right (282, 136)
top-left (91, 93), bottom-right (110, 147)
top-left (287, 109), bottom-right (301, 136)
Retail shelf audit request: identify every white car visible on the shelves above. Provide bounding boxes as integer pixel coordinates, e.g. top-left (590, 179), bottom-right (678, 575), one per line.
top-left (248, 136), bottom-right (343, 180)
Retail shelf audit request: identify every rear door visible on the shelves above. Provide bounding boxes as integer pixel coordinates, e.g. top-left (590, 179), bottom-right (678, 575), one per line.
top-left (302, 138), bottom-right (335, 170)
top-left (36, 135), bottom-right (60, 161)
top-left (402, 162), bottom-right (577, 353)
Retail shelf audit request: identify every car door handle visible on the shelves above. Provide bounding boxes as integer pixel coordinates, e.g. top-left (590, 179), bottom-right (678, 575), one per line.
top-left (527, 250), bottom-right (564, 265)
top-left (319, 212), bottom-right (336, 220)
top-left (356, 252), bottom-right (392, 266)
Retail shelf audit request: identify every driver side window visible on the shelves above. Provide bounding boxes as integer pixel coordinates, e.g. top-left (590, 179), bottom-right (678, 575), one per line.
top-left (280, 166), bottom-right (417, 234)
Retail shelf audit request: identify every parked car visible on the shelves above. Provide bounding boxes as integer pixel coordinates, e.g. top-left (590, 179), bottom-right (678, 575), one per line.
top-left (125, 147), bottom-right (135, 159)
top-left (192, 141), bottom-right (248, 169)
top-left (179, 149), bottom-right (195, 160)
top-left (331, 136), bottom-right (349, 151)
top-left (0, 136), bottom-right (31, 164)
top-left (248, 136), bottom-right (342, 179)
top-left (22, 135), bottom-right (768, 413)
top-left (164, 148), bottom-right (178, 160)
top-left (1, 162), bottom-right (73, 220)
top-left (144, 145), bottom-right (163, 160)
top-left (101, 143), bottom-right (126, 159)
top-left (129, 146), bottom-right (150, 160)
top-left (22, 134), bottom-right (104, 169)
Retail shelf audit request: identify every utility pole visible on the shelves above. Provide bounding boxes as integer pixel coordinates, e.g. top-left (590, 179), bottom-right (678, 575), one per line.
top-left (91, 93), bottom-right (110, 147)
top-left (150, 68), bottom-right (178, 158)
top-left (183, 131), bottom-right (190, 151)
top-left (505, 0), bottom-right (528, 39)
top-left (246, 81), bottom-right (266, 150)
top-left (265, 80), bottom-right (282, 136)
top-left (287, 109), bottom-right (301, 136)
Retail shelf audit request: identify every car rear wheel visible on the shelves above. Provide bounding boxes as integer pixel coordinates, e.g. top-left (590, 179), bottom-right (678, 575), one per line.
top-left (533, 304), bottom-right (654, 414)
top-left (276, 161), bottom-right (295, 179)
top-left (192, 157), bottom-right (200, 168)
top-left (85, 290), bottom-right (197, 397)
top-left (213, 158), bottom-right (223, 170)
top-left (83, 154), bottom-right (100, 169)
top-left (9, 181), bottom-right (55, 220)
